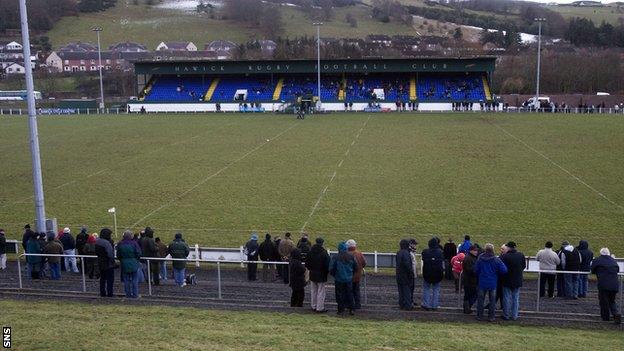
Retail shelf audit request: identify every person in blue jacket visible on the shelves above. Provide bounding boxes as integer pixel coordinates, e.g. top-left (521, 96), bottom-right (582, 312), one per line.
top-left (474, 243), bottom-right (508, 321)
top-left (457, 235), bottom-right (472, 254)
top-left (330, 242), bottom-right (357, 315)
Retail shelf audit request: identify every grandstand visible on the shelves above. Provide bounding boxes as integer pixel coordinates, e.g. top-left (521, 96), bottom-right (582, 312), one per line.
top-left (128, 58), bottom-right (496, 112)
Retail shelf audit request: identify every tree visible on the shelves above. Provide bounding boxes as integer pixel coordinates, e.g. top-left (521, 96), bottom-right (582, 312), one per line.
top-left (453, 27), bottom-right (463, 40)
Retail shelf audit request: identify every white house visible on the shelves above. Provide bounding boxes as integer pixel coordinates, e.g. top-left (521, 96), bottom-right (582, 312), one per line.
top-left (45, 52), bottom-right (63, 72)
top-left (5, 62), bottom-right (26, 74)
top-left (0, 41), bottom-right (23, 51)
top-left (155, 41), bottom-right (197, 51)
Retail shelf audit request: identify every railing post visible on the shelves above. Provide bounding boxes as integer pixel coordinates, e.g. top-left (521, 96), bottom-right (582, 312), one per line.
top-left (81, 256), bottom-right (86, 292)
top-left (217, 261), bottom-right (222, 299)
top-left (536, 271), bottom-right (541, 312)
top-left (147, 258), bottom-right (152, 296)
top-left (17, 255), bottom-right (22, 289)
top-left (374, 250), bottom-right (378, 273)
top-left (195, 244), bottom-right (200, 268)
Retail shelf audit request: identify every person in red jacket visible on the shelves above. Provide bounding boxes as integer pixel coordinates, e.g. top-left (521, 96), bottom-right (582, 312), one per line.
top-left (451, 252), bottom-right (465, 293)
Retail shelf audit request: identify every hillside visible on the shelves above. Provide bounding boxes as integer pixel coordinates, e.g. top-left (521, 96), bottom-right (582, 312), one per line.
top-left (547, 3), bottom-right (624, 25)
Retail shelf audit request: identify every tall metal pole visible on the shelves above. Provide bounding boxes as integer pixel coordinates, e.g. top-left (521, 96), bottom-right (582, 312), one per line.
top-left (93, 27), bottom-right (105, 110)
top-left (534, 18), bottom-right (545, 111)
top-left (19, 0), bottom-right (46, 233)
top-left (313, 22), bottom-right (323, 106)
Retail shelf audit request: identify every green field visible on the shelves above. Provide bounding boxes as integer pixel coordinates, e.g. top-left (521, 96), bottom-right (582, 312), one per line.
top-left (1, 299), bottom-right (622, 350)
top-left (548, 4), bottom-right (624, 25)
top-left (1, 113), bottom-right (623, 254)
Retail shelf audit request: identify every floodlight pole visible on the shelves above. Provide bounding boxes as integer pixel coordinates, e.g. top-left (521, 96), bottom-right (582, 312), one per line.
top-left (534, 18), bottom-right (545, 111)
top-left (313, 22), bottom-right (323, 108)
top-left (93, 27), bottom-right (105, 110)
top-left (19, 0), bottom-right (46, 233)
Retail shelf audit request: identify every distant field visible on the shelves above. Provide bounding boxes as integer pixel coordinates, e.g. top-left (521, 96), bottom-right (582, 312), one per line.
top-left (548, 5), bottom-right (624, 25)
top-left (45, 0), bottom-right (417, 49)
top-left (1, 299), bottom-right (623, 350)
top-left (1, 113), bottom-right (623, 254)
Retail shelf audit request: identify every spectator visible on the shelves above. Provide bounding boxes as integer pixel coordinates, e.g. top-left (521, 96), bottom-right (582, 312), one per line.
top-left (577, 240), bottom-right (593, 298)
top-left (22, 224), bottom-right (34, 252)
top-left (475, 243), bottom-right (508, 322)
top-left (591, 248), bottom-right (621, 324)
top-left (297, 234), bottom-right (311, 263)
top-left (450, 252), bottom-right (465, 293)
top-left (556, 242), bottom-right (567, 297)
top-left (43, 233), bottom-right (63, 280)
top-left (59, 227), bottom-right (79, 273)
top-left (0, 229), bottom-right (6, 270)
top-left (244, 233), bottom-right (259, 281)
top-left (138, 230), bottom-right (148, 280)
top-left (396, 239), bottom-right (415, 310)
top-left (330, 242), bottom-right (357, 316)
top-left (409, 239), bottom-right (418, 279)
top-left (458, 235), bottom-right (472, 254)
top-left (462, 245), bottom-right (479, 314)
top-left (95, 228), bottom-right (116, 297)
top-left (443, 238), bottom-right (457, 280)
top-left (500, 241), bottom-right (526, 321)
top-left (117, 230), bottom-right (142, 298)
top-left (75, 225), bottom-right (89, 256)
top-left (37, 233), bottom-right (48, 278)
top-left (307, 237), bottom-right (330, 313)
top-left (278, 232), bottom-right (295, 284)
top-left (155, 237), bottom-right (169, 282)
top-left (346, 239), bottom-right (366, 310)
top-left (84, 234), bottom-right (99, 279)
top-left (168, 232), bottom-right (190, 287)
top-left (289, 249), bottom-right (307, 307)
top-left (259, 233), bottom-right (277, 282)
top-left (273, 236), bottom-right (282, 279)
top-left (26, 232), bottom-right (42, 279)
top-left (421, 238), bottom-right (444, 311)
top-left (142, 227), bottom-right (159, 286)
top-left (560, 241), bottom-right (582, 299)
top-left (536, 241), bottom-right (560, 298)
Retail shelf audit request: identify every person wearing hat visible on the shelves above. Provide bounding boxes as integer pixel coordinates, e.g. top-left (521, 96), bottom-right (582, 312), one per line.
top-left (306, 237), bottom-right (330, 312)
top-left (278, 232), bottom-right (295, 284)
top-left (60, 227), bottom-right (79, 273)
top-left (330, 242), bottom-right (357, 315)
top-left (346, 239), bottom-right (366, 310)
top-left (244, 233), bottom-right (260, 281)
top-left (591, 248), bottom-right (621, 324)
top-left (168, 233), bottom-right (190, 287)
top-left (396, 239), bottom-right (415, 310)
top-left (117, 230), bottom-right (142, 298)
top-left (461, 245), bottom-right (480, 314)
top-left (560, 240), bottom-right (582, 299)
top-left (83, 234), bottom-right (99, 279)
top-left (259, 233), bottom-right (278, 282)
top-left (500, 241), bottom-right (526, 320)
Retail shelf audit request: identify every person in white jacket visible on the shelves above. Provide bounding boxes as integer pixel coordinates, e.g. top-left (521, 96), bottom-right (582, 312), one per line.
top-left (536, 241), bottom-right (561, 298)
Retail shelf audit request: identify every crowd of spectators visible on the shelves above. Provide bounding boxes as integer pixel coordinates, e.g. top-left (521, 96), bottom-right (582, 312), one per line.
top-left (7, 225), bottom-right (621, 324)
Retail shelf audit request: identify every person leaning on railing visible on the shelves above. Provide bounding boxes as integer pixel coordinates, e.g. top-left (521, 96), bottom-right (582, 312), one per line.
top-left (42, 232), bottom-right (63, 280)
top-left (95, 228), bottom-right (116, 298)
top-left (168, 232), bottom-right (190, 287)
top-left (535, 241), bottom-right (560, 298)
top-left (0, 229), bottom-right (6, 271)
top-left (590, 248), bottom-right (622, 325)
top-left (117, 230), bottom-right (142, 299)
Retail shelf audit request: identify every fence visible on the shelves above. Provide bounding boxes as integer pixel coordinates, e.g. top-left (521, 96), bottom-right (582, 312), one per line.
top-left (2, 107), bottom-right (624, 115)
top-left (9, 252), bottom-right (623, 320)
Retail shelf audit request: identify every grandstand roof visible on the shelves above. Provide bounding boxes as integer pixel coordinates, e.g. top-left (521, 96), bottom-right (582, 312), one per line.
top-left (134, 57), bottom-right (496, 76)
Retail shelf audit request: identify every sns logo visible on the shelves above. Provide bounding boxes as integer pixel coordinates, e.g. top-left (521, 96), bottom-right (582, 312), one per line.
top-left (2, 327), bottom-right (10, 349)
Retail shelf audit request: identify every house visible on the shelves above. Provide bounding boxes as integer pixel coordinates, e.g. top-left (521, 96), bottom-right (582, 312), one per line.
top-left (205, 40), bottom-right (237, 52)
top-left (258, 40), bottom-right (277, 55)
top-left (45, 52), bottom-right (63, 72)
top-left (0, 41), bottom-right (23, 51)
top-left (57, 42), bottom-right (98, 53)
top-left (367, 35), bottom-right (392, 46)
top-left (54, 51), bottom-right (114, 72)
top-left (156, 41), bottom-right (197, 51)
top-left (109, 42), bottom-right (148, 52)
top-left (570, 1), bottom-right (603, 7)
top-left (4, 62), bottom-right (26, 75)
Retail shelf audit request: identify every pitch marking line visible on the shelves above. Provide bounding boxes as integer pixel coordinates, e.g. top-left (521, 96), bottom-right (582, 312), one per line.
top-left (131, 122), bottom-right (299, 227)
top-left (300, 116), bottom-right (371, 232)
top-left (489, 120), bottom-right (624, 211)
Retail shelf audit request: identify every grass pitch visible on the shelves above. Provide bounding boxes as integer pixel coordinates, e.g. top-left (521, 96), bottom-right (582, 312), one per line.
top-left (1, 299), bottom-right (622, 350)
top-left (1, 113), bottom-right (623, 254)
